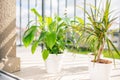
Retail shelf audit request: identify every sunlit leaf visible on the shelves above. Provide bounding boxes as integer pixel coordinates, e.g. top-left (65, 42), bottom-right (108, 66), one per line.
top-left (76, 17), bottom-right (84, 24)
top-left (31, 40), bottom-right (39, 54)
top-left (45, 32), bottom-right (56, 49)
top-left (42, 49), bottom-right (49, 61)
top-left (38, 31), bottom-right (47, 42)
top-left (22, 26), bottom-right (37, 47)
top-left (45, 17), bottom-right (52, 27)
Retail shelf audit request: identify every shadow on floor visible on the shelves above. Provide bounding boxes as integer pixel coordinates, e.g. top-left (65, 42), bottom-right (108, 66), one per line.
top-left (62, 66), bottom-right (88, 74)
top-left (13, 66), bottom-right (88, 80)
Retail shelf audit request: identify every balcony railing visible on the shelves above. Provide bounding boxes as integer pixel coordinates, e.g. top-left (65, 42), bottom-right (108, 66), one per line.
top-left (16, 0), bottom-right (120, 47)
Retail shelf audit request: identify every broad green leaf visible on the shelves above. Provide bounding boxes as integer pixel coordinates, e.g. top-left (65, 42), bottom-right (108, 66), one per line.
top-left (45, 17), bottom-right (52, 26)
top-left (42, 49), bottom-right (49, 61)
top-left (22, 26), bottom-right (37, 47)
top-left (51, 45), bottom-right (59, 54)
top-left (56, 15), bottom-right (62, 22)
top-left (49, 21), bottom-right (56, 32)
top-left (31, 8), bottom-right (41, 17)
top-left (45, 32), bottom-right (56, 49)
top-left (31, 8), bottom-right (42, 24)
top-left (31, 40), bottom-right (39, 54)
top-left (38, 31), bottom-right (47, 42)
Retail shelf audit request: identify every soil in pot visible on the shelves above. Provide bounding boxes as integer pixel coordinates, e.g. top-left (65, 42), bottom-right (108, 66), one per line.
top-left (91, 59), bottom-right (112, 64)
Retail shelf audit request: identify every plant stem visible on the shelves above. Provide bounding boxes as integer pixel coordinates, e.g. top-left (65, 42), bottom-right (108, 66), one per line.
top-left (97, 40), bottom-right (105, 60)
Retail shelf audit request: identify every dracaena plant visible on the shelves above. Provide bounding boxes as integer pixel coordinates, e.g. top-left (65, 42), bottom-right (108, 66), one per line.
top-left (22, 8), bottom-right (69, 61)
top-left (73, 0), bottom-right (120, 62)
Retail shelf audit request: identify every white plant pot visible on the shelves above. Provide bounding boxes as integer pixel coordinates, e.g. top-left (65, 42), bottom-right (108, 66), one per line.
top-left (45, 54), bottom-right (63, 73)
top-left (89, 61), bottom-right (112, 80)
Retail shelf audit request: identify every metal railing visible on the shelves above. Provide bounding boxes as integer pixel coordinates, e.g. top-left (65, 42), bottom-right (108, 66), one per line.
top-left (16, 0), bottom-right (97, 46)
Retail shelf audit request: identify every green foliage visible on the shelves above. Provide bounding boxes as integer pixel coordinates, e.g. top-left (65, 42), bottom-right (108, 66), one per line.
top-left (103, 50), bottom-right (120, 59)
top-left (42, 49), bottom-right (49, 61)
top-left (31, 41), bottom-right (39, 54)
top-left (74, 0), bottom-right (120, 60)
top-left (22, 26), bottom-right (37, 47)
top-left (22, 8), bottom-right (69, 60)
top-left (67, 47), bottom-right (120, 59)
top-left (45, 32), bottom-right (56, 49)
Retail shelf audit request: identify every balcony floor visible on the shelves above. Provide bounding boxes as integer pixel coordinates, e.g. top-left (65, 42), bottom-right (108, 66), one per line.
top-left (13, 46), bottom-right (120, 80)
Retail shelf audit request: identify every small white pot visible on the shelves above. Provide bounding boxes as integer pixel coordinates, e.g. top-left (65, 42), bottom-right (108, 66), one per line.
top-left (45, 54), bottom-right (63, 73)
top-left (89, 61), bottom-right (112, 80)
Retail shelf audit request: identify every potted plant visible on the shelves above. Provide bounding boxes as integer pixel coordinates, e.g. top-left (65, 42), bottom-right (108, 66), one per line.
top-left (73, 0), bottom-right (120, 80)
top-left (22, 8), bottom-right (69, 73)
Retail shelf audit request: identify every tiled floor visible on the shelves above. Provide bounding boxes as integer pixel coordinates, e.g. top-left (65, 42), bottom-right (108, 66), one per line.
top-left (13, 46), bottom-right (120, 80)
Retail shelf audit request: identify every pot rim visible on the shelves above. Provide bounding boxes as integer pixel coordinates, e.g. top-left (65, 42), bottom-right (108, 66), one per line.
top-left (90, 60), bottom-right (112, 65)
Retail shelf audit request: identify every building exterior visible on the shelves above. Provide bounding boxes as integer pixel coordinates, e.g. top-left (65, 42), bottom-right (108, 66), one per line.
top-left (0, 0), bottom-right (20, 73)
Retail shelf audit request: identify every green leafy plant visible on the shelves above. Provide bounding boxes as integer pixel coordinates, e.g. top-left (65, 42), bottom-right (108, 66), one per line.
top-left (22, 8), bottom-right (69, 61)
top-left (73, 0), bottom-right (120, 62)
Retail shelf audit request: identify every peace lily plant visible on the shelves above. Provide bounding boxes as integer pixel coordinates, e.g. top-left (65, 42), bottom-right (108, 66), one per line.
top-left (73, 0), bottom-right (120, 80)
top-left (22, 8), bottom-right (69, 73)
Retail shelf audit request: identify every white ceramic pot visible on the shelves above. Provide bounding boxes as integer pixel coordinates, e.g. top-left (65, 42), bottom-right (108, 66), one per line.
top-left (89, 61), bottom-right (112, 80)
top-left (45, 54), bottom-right (63, 73)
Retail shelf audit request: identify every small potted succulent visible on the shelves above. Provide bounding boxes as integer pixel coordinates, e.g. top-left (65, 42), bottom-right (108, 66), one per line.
top-left (73, 0), bottom-right (120, 80)
top-left (22, 8), bottom-right (69, 73)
